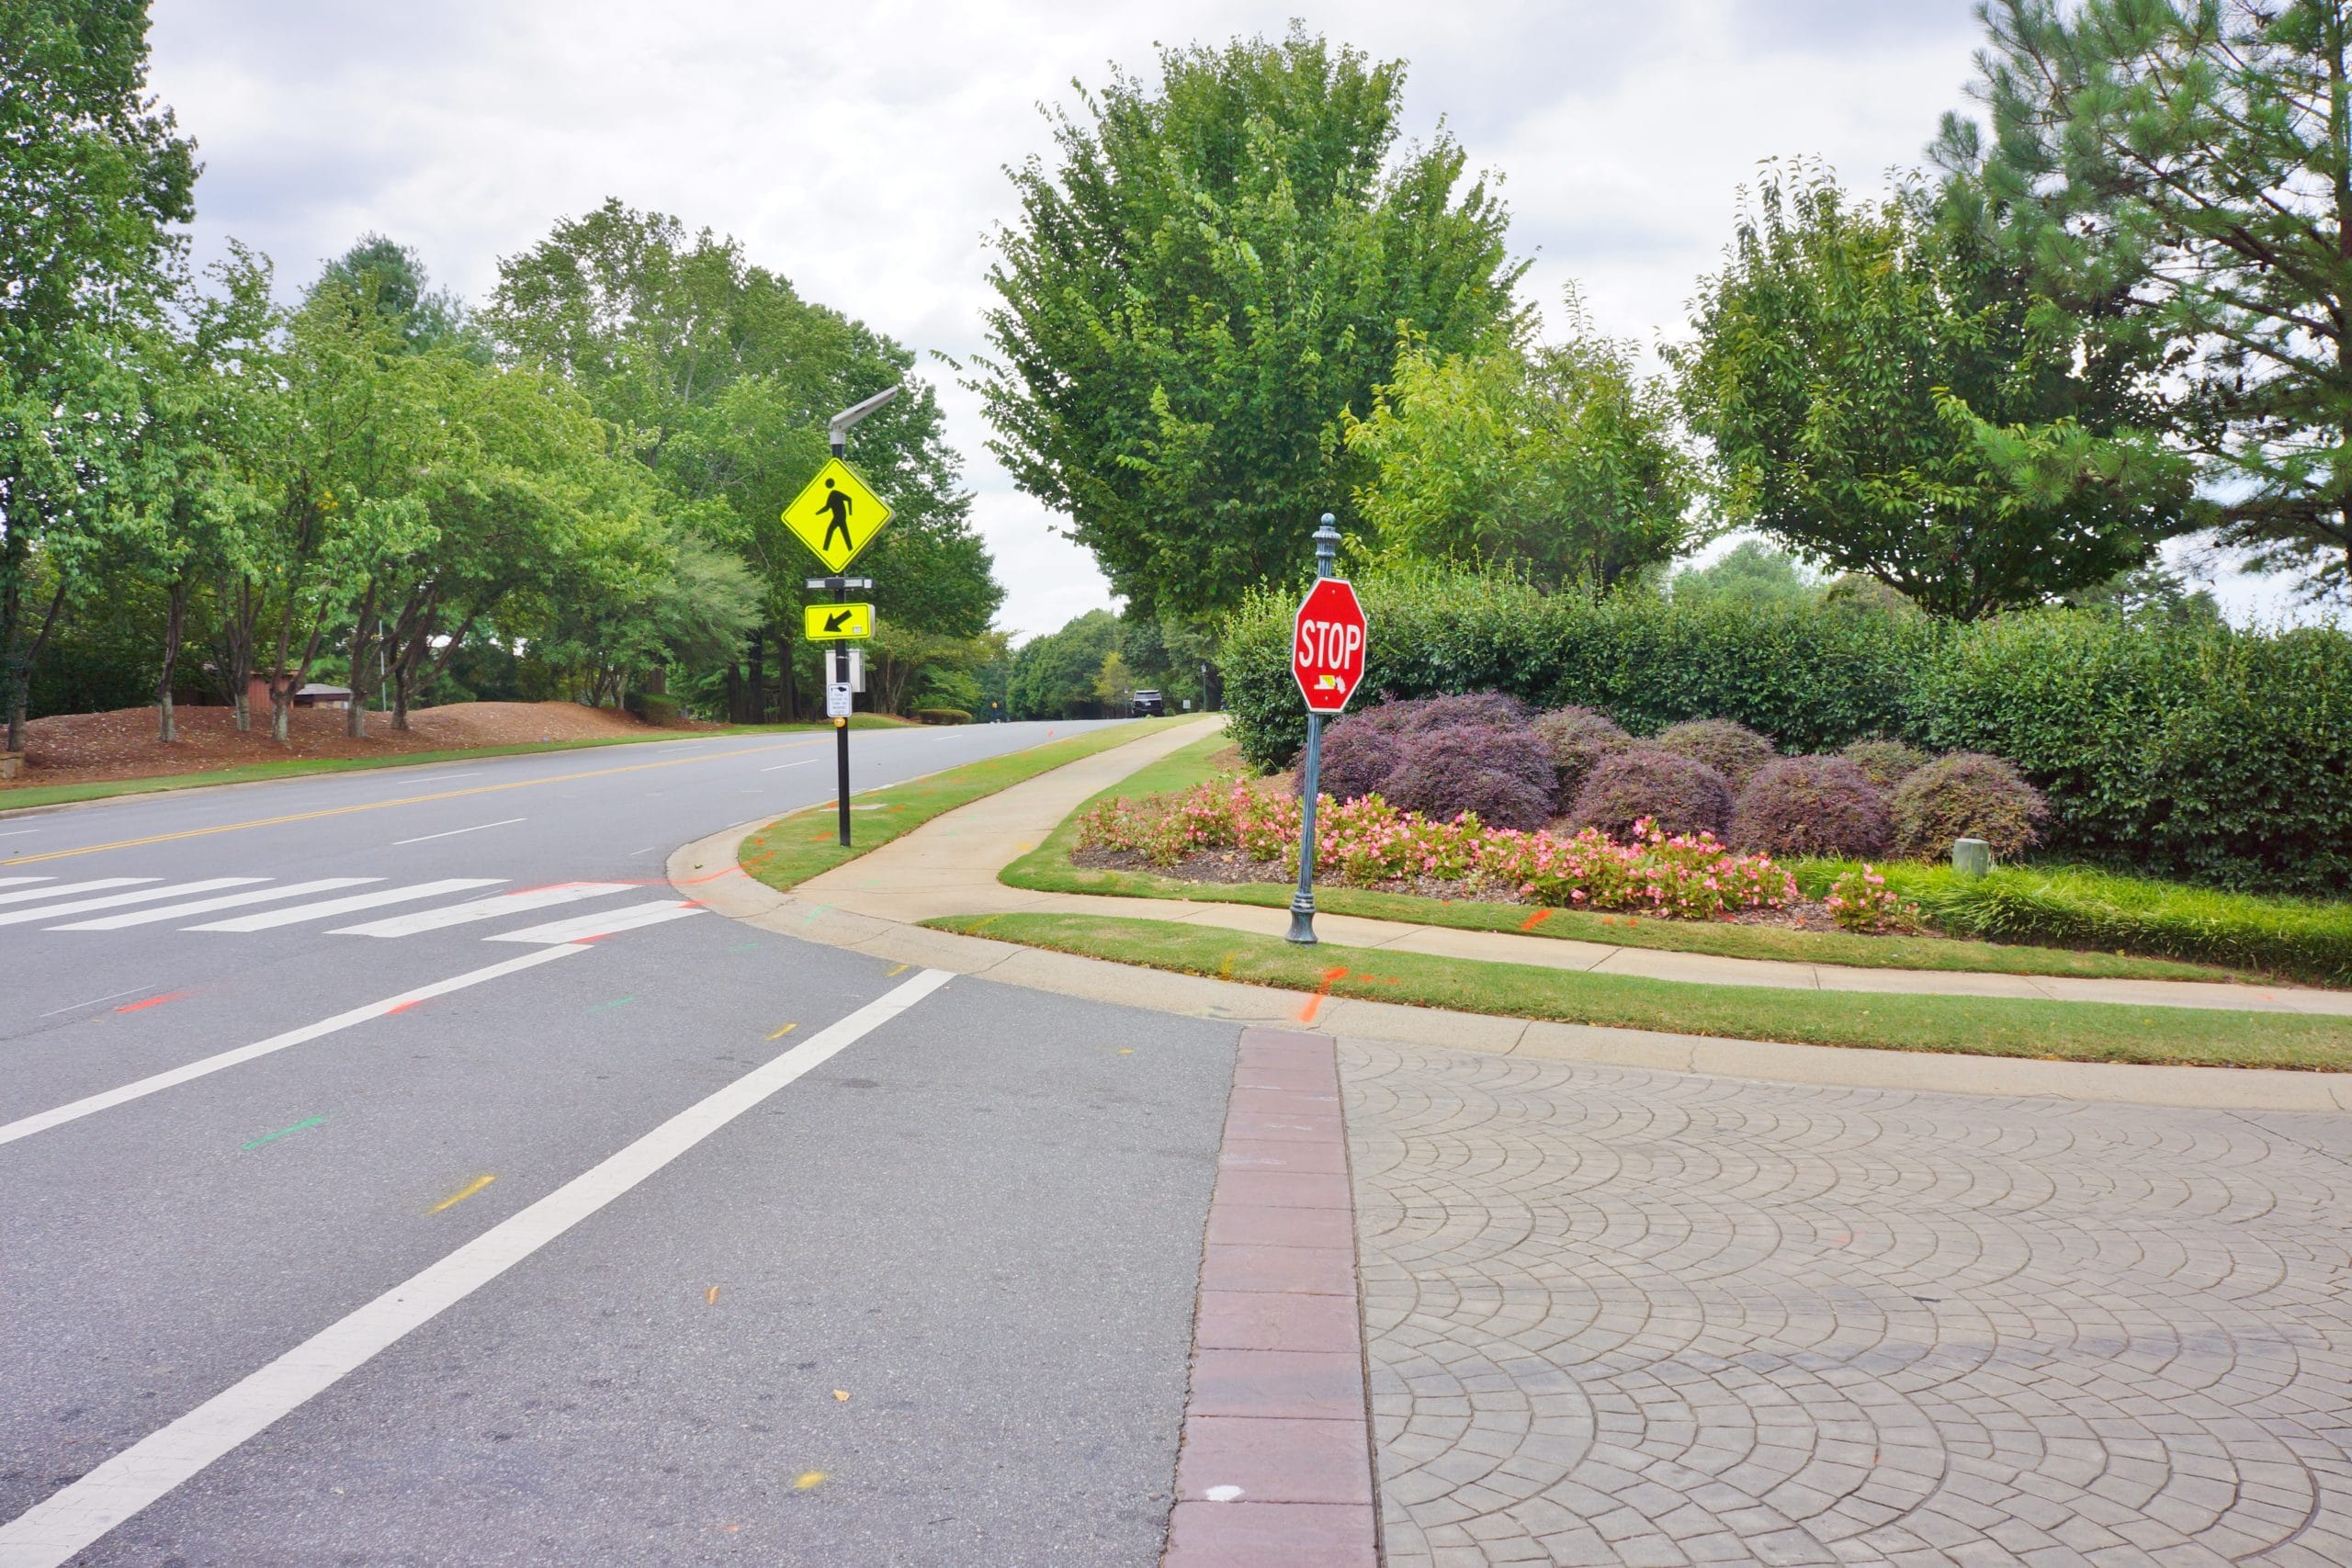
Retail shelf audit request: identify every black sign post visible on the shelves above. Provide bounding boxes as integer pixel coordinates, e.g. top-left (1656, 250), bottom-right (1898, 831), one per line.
top-left (802, 386), bottom-right (902, 848)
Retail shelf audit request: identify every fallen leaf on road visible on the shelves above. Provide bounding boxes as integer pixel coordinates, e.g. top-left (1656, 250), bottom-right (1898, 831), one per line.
top-left (706, 1285), bottom-right (720, 1305)
top-left (831, 1389), bottom-right (850, 1402)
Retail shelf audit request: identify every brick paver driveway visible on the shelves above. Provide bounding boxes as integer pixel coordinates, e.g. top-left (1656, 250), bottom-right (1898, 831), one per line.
top-left (1345, 1039), bottom-right (2352, 1567)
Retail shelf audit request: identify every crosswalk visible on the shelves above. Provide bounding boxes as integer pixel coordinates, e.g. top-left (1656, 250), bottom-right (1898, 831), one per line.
top-left (0, 874), bottom-right (704, 946)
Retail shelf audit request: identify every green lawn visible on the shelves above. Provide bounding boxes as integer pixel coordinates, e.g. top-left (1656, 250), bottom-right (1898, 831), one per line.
top-left (740, 716), bottom-right (1206, 892)
top-left (997, 733), bottom-right (2292, 987)
top-left (0, 714), bottom-right (921, 815)
top-left (929, 912), bottom-right (2352, 1073)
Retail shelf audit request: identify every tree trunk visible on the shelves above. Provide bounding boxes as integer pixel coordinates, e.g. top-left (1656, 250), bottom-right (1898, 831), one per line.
top-left (5, 581), bottom-right (67, 757)
top-left (271, 682), bottom-right (291, 744)
top-left (748, 631), bottom-right (766, 724)
top-left (156, 581), bottom-right (187, 744)
top-left (781, 628), bottom-right (798, 722)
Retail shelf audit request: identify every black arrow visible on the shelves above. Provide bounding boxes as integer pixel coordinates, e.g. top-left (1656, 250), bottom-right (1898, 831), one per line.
top-left (824, 609), bottom-right (854, 633)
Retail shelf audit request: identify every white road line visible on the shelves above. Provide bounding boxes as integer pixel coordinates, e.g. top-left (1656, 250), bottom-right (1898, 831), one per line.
top-left (391, 816), bottom-right (526, 846)
top-left (38, 986), bottom-right (149, 1018)
top-left (0, 969), bottom-right (951, 1566)
top-left (189, 879), bottom-right (508, 932)
top-left (484, 900), bottom-right (704, 944)
top-left (761, 761), bottom-right (816, 773)
top-left (49, 879), bottom-right (379, 931)
top-left (0, 879), bottom-right (260, 928)
top-left (331, 882), bottom-right (632, 938)
top-left (0, 946), bottom-right (589, 1150)
top-left (0, 877), bottom-right (154, 908)
top-left (0, 829), bottom-right (42, 839)
top-left (0, 875), bottom-right (52, 886)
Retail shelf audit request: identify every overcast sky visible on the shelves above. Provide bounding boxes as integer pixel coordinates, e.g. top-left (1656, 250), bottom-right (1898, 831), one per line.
top-left (145, 0), bottom-right (2318, 636)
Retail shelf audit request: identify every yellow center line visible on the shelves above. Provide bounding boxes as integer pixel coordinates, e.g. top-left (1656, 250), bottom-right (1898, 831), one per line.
top-left (426, 1173), bottom-right (497, 1214)
top-left (6, 740), bottom-right (825, 864)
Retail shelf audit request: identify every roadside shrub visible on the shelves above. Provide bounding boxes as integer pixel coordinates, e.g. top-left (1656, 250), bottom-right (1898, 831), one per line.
top-left (1316, 719), bottom-right (1406, 803)
top-left (1839, 738), bottom-right (1932, 794)
top-left (1654, 717), bottom-right (1777, 788)
top-left (1568, 748), bottom-right (1735, 839)
top-left (1823, 864), bottom-right (1917, 933)
top-left (623, 692), bottom-right (683, 727)
top-left (1733, 755), bottom-right (1893, 859)
top-left (1532, 705), bottom-right (1627, 799)
top-left (911, 708), bottom-right (971, 725)
top-left (1891, 752), bottom-right (2048, 862)
top-left (1380, 722), bottom-right (1556, 830)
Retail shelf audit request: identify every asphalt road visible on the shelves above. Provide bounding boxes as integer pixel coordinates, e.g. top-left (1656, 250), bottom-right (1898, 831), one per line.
top-left (0, 721), bottom-right (1240, 1565)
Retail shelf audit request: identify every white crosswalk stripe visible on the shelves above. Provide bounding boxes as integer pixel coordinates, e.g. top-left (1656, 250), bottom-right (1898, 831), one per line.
top-left (485, 900), bottom-right (705, 944)
top-left (0, 876), bottom-right (55, 889)
top-left (189, 879), bottom-right (508, 932)
top-left (50, 879), bottom-right (381, 931)
top-left (333, 882), bottom-right (636, 939)
top-left (0, 877), bottom-right (155, 908)
top-left (0, 878), bottom-right (263, 928)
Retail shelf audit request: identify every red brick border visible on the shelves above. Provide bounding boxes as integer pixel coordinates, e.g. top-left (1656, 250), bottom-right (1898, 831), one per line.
top-left (1163, 1027), bottom-right (1377, 1566)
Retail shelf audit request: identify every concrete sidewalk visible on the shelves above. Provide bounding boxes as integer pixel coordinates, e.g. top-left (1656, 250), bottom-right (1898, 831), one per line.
top-left (791, 723), bottom-right (2352, 1018)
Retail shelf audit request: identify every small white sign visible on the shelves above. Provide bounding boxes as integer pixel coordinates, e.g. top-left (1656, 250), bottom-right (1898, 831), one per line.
top-left (825, 683), bottom-right (853, 718)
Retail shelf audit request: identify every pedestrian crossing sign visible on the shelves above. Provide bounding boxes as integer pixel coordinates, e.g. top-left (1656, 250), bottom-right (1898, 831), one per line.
top-left (783, 458), bottom-right (892, 572)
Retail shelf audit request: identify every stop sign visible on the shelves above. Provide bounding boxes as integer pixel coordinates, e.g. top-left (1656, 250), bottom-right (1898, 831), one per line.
top-left (1292, 578), bottom-right (1369, 714)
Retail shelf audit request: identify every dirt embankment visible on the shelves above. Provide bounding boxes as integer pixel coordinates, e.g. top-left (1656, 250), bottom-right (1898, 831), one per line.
top-left (6, 702), bottom-right (695, 788)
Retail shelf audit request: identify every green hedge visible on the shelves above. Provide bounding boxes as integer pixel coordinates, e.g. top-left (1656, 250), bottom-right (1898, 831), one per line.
top-left (1224, 563), bottom-right (2352, 894)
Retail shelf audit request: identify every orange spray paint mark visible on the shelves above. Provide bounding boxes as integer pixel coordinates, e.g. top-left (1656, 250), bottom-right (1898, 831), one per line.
top-left (1519, 908), bottom-right (1555, 932)
top-left (115, 992), bottom-right (190, 1013)
top-left (1297, 965), bottom-right (1350, 1024)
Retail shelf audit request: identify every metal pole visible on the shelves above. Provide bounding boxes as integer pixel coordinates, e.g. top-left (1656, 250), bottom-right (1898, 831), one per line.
top-left (831, 428), bottom-right (854, 850)
top-left (1285, 514), bottom-right (1341, 945)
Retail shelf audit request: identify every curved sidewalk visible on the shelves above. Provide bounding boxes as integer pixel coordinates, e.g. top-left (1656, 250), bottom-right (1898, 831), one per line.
top-left (669, 724), bottom-right (2352, 1111)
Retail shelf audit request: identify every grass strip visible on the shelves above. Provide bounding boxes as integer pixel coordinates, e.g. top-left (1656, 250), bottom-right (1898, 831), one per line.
top-left (999, 735), bottom-right (2262, 987)
top-left (0, 715), bottom-right (918, 815)
top-left (741, 716), bottom-right (1205, 892)
top-left (927, 912), bottom-right (2352, 1073)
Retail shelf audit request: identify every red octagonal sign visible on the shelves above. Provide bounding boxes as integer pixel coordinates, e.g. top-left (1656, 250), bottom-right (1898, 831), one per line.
top-left (1292, 577), bottom-right (1369, 714)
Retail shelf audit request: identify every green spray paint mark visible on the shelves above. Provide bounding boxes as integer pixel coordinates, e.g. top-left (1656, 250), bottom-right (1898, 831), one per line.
top-left (591, 996), bottom-right (638, 1011)
top-left (726, 941), bottom-right (762, 953)
top-left (241, 1116), bottom-right (325, 1151)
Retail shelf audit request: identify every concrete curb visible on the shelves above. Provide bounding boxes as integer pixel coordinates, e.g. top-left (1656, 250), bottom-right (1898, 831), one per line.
top-left (669, 819), bottom-right (2352, 1114)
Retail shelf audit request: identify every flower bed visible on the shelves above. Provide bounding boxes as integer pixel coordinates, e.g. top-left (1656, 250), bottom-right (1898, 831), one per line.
top-left (1074, 778), bottom-right (1795, 919)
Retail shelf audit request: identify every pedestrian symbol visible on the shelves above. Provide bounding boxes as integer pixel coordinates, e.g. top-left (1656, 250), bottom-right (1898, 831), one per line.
top-left (783, 458), bottom-right (893, 572)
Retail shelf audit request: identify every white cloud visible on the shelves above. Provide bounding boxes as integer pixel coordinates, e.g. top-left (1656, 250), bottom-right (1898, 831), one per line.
top-left (147, 0), bottom-right (2325, 633)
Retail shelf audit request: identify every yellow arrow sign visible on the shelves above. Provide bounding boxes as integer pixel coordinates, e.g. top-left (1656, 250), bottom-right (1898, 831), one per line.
top-left (782, 457), bottom-right (892, 572)
top-left (803, 602), bottom-right (874, 642)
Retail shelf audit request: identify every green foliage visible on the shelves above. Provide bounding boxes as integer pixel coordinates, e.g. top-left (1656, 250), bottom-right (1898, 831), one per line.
top-left (1672, 163), bottom-right (2194, 619)
top-left (1222, 561), bottom-right (1940, 771)
top-left (972, 25), bottom-right (1523, 618)
top-left (1913, 611), bottom-right (2352, 892)
top-left (1951, 1), bottom-right (2352, 603)
top-left (308, 234), bottom-right (479, 358)
top-left (1344, 292), bottom-right (1697, 589)
top-left (1888, 751), bottom-right (2048, 861)
top-left (1007, 609), bottom-right (1120, 719)
top-left (1669, 540), bottom-right (1817, 610)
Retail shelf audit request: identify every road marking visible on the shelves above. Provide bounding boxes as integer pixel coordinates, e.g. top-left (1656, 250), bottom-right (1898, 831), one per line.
top-left (240, 1116), bottom-right (325, 1151)
top-left (767, 1021), bottom-right (799, 1041)
top-left (0, 877), bottom-right (155, 908)
top-left (333, 882), bottom-right (632, 938)
top-left (49, 878), bottom-right (378, 931)
top-left (761, 761), bottom-right (816, 773)
top-left (0, 829), bottom-right (41, 840)
top-left (188, 879), bottom-right (507, 932)
top-left (485, 900), bottom-right (703, 944)
top-left (3, 740), bottom-right (820, 865)
top-left (0, 878), bottom-right (262, 928)
top-left (0, 968), bottom-right (951, 1565)
top-left (38, 986), bottom-right (149, 1017)
top-left (114, 993), bottom-right (191, 1014)
top-left (427, 1174), bottom-right (495, 1214)
top-left (392, 817), bottom-right (526, 846)
top-left (885, 963), bottom-right (910, 976)
top-left (0, 874), bottom-right (51, 885)
top-left (0, 946), bottom-right (587, 1148)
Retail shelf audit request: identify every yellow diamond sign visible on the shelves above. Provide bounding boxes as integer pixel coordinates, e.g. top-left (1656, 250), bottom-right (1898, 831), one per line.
top-left (783, 457), bottom-right (892, 572)
top-left (803, 602), bottom-right (874, 642)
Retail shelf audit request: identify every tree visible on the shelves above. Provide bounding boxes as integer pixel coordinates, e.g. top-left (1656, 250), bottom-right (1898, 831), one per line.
top-left (1951, 0), bottom-right (2352, 604)
top-left (1345, 293), bottom-right (1699, 590)
top-left (1672, 164), bottom-right (2196, 619)
top-left (1669, 539), bottom-right (1821, 610)
top-left (0, 0), bottom-right (197, 750)
top-left (1008, 609), bottom-right (1119, 718)
top-left (972, 26), bottom-right (1524, 619)
top-left (310, 233), bottom-right (479, 358)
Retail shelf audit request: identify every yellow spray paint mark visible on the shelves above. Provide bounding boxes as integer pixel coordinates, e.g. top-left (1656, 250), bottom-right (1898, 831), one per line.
top-left (706, 1285), bottom-right (721, 1305)
top-left (767, 1021), bottom-right (799, 1042)
top-left (884, 963), bottom-right (909, 976)
top-left (794, 1472), bottom-right (826, 1491)
top-left (426, 1174), bottom-right (496, 1214)
top-left (1118, 1048), bottom-right (1135, 1055)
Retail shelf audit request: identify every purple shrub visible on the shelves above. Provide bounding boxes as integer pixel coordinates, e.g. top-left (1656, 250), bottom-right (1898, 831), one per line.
top-left (1317, 719), bottom-right (1406, 804)
top-left (1380, 721), bottom-right (1557, 831)
top-left (1839, 738), bottom-right (1934, 794)
top-left (1568, 748), bottom-right (1736, 839)
top-left (1733, 755), bottom-right (1894, 859)
top-left (1654, 717), bottom-right (1778, 789)
top-left (1891, 752), bottom-right (2049, 861)
top-left (1532, 705), bottom-right (1628, 800)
